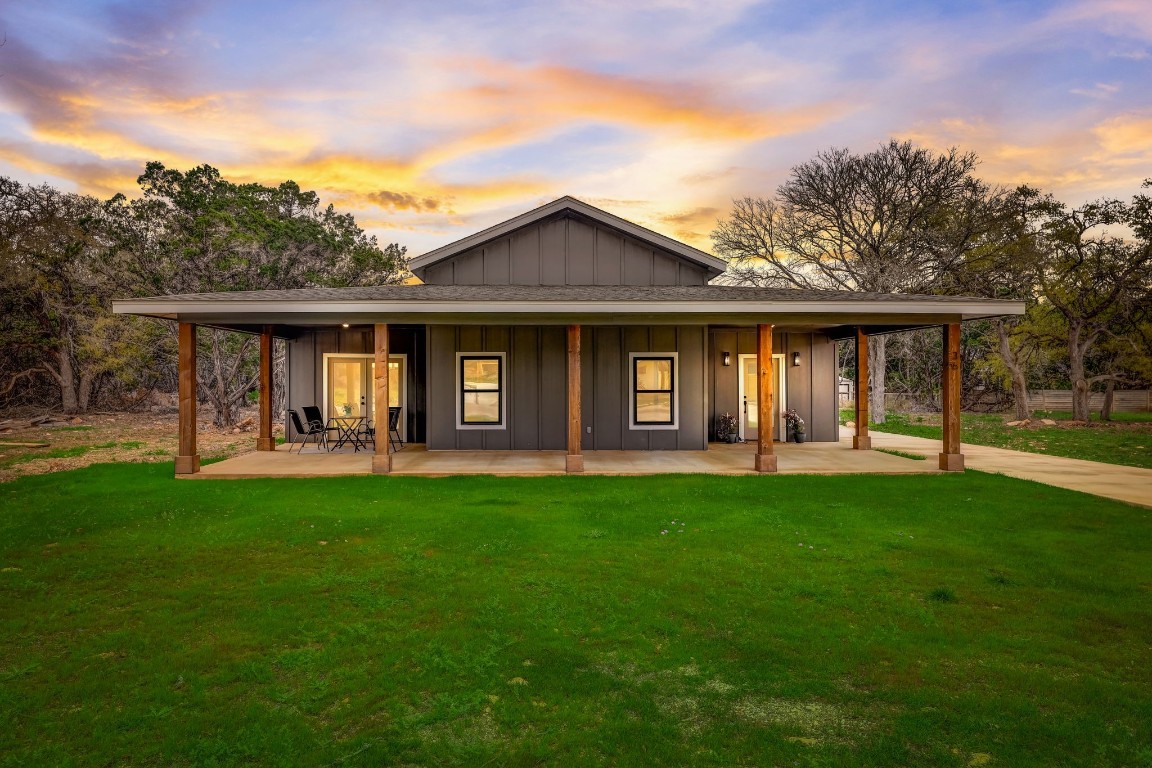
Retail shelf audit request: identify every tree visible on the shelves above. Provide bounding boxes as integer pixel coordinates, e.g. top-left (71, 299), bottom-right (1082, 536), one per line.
top-left (712, 140), bottom-right (1002, 422)
top-left (0, 179), bottom-right (112, 413)
top-left (1024, 183), bottom-right (1152, 421)
top-left (104, 163), bottom-right (408, 425)
top-left (955, 187), bottom-right (1054, 420)
top-left (1092, 319), bottom-right (1152, 420)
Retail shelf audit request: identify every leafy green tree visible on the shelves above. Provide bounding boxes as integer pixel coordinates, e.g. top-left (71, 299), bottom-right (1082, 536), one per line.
top-left (0, 178), bottom-right (113, 413)
top-left (103, 163), bottom-right (408, 425)
top-left (1092, 319), bottom-right (1152, 419)
top-left (954, 187), bottom-right (1056, 420)
top-left (1023, 183), bottom-right (1152, 421)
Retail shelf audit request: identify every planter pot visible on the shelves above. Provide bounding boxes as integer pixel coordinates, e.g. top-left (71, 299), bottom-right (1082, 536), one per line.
top-left (726, 434), bottom-right (741, 443)
top-left (794, 433), bottom-right (806, 444)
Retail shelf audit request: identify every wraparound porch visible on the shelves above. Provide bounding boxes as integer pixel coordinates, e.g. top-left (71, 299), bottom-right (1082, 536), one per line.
top-left (185, 437), bottom-right (942, 478)
top-left (169, 320), bottom-right (968, 476)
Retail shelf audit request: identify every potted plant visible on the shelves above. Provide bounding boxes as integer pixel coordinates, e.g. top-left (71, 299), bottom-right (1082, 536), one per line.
top-left (340, 402), bottom-right (354, 416)
top-left (716, 412), bottom-right (741, 443)
top-left (784, 409), bottom-right (806, 443)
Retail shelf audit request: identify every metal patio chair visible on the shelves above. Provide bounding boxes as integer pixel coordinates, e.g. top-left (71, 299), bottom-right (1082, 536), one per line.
top-left (388, 406), bottom-right (405, 452)
top-left (301, 405), bottom-right (338, 449)
top-left (287, 409), bottom-right (327, 453)
top-left (357, 418), bottom-right (375, 446)
top-left (301, 405), bottom-right (325, 429)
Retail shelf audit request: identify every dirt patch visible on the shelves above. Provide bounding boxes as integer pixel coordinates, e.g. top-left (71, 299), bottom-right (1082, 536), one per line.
top-left (0, 408), bottom-right (278, 483)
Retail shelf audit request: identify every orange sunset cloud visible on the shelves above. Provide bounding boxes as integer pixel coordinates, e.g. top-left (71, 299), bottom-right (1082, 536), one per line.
top-left (0, 0), bottom-right (1148, 255)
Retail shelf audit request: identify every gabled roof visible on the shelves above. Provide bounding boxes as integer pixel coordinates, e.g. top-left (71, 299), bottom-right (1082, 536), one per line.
top-left (408, 196), bottom-right (728, 280)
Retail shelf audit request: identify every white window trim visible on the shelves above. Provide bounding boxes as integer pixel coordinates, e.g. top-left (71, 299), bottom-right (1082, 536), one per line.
top-left (456, 352), bottom-right (507, 430)
top-left (628, 351), bottom-right (679, 431)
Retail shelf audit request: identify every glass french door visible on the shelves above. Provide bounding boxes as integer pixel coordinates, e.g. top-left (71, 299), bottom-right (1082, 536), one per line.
top-left (324, 354), bottom-right (406, 439)
top-left (738, 354), bottom-right (786, 442)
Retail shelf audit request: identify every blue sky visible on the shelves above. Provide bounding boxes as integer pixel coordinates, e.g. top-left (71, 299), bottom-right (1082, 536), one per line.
top-left (0, 0), bottom-right (1148, 254)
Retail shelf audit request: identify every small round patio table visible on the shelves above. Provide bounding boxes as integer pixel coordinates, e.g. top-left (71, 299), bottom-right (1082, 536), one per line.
top-left (326, 416), bottom-right (367, 451)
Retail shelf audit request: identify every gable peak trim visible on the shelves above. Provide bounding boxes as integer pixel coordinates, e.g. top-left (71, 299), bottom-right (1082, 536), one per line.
top-left (409, 196), bottom-right (727, 280)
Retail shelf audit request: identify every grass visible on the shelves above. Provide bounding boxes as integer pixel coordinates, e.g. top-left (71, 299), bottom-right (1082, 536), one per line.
top-left (874, 448), bottom-right (928, 461)
top-left (0, 444), bottom-right (93, 469)
top-left (1, 465), bottom-right (1150, 766)
top-left (0, 412), bottom-right (268, 484)
top-left (0, 441), bottom-right (150, 469)
top-left (841, 409), bottom-right (1152, 469)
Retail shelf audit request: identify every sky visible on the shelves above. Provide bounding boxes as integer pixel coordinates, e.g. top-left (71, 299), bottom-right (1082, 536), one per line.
top-left (0, 0), bottom-right (1149, 256)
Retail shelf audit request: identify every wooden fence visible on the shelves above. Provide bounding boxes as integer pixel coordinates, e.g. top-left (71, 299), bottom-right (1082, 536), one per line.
top-left (841, 389), bottom-right (1152, 413)
top-left (1026, 390), bottom-right (1152, 412)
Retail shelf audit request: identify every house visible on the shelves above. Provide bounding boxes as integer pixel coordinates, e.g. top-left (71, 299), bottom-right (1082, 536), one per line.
top-left (113, 196), bottom-right (1024, 475)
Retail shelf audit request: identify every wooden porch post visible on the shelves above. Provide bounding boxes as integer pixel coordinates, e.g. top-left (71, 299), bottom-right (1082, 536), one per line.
top-left (853, 327), bottom-right (871, 450)
top-left (372, 323), bottom-right (391, 474)
top-left (175, 322), bottom-right (200, 475)
top-left (566, 324), bottom-right (584, 473)
top-left (940, 322), bottom-right (965, 471)
top-left (755, 323), bottom-right (777, 473)
top-left (256, 325), bottom-right (275, 451)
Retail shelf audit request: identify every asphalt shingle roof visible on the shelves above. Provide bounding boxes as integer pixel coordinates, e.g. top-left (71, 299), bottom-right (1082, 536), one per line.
top-left (135, 284), bottom-right (1003, 304)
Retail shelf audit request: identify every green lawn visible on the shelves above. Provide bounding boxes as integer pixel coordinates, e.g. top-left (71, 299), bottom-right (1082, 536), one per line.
top-left (842, 409), bottom-right (1152, 469)
top-left (2, 465), bottom-right (1150, 767)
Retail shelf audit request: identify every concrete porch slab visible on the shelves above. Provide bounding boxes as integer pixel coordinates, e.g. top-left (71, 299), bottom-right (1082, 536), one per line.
top-left (189, 439), bottom-right (941, 479)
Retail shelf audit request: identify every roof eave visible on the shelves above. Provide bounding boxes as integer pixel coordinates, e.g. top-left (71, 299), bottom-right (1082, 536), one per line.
top-left (113, 298), bottom-right (1026, 318)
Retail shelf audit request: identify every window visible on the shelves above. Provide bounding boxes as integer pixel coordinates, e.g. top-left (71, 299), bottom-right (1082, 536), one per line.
top-left (457, 353), bottom-right (506, 429)
top-left (630, 353), bottom-right (678, 429)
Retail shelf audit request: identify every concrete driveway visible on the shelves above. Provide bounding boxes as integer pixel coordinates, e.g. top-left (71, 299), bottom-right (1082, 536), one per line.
top-left (856, 428), bottom-right (1152, 509)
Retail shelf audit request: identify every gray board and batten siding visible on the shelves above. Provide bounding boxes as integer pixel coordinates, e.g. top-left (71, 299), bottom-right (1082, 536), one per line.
top-left (580, 326), bottom-right (707, 450)
top-left (427, 326), bottom-right (567, 451)
top-left (426, 324), bottom-right (708, 451)
top-left (417, 213), bottom-right (710, 287)
top-left (708, 329), bottom-right (839, 443)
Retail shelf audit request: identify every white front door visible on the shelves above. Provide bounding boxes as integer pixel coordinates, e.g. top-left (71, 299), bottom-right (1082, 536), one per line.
top-left (738, 354), bottom-right (786, 442)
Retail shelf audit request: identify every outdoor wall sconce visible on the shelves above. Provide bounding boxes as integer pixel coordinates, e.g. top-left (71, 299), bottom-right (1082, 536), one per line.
top-left (722, 351), bottom-right (731, 366)
top-left (792, 351), bottom-right (801, 367)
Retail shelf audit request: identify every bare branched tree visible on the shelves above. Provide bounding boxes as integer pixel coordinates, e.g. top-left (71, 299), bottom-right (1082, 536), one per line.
top-left (712, 140), bottom-right (1003, 422)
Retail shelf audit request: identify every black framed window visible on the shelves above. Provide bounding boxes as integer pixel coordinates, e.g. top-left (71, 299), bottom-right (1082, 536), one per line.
top-left (633, 356), bottom-right (675, 425)
top-left (459, 355), bottom-right (504, 426)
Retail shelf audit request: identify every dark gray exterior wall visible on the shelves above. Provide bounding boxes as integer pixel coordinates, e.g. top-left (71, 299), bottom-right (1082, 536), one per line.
top-left (287, 324), bottom-right (835, 449)
top-left (285, 326), bottom-right (427, 443)
top-left (426, 324), bottom-right (707, 451)
top-left (420, 215), bottom-right (709, 287)
top-left (426, 325), bottom-right (567, 450)
top-left (707, 329), bottom-right (838, 442)
top-left (579, 326), bottom-right (707, 450)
